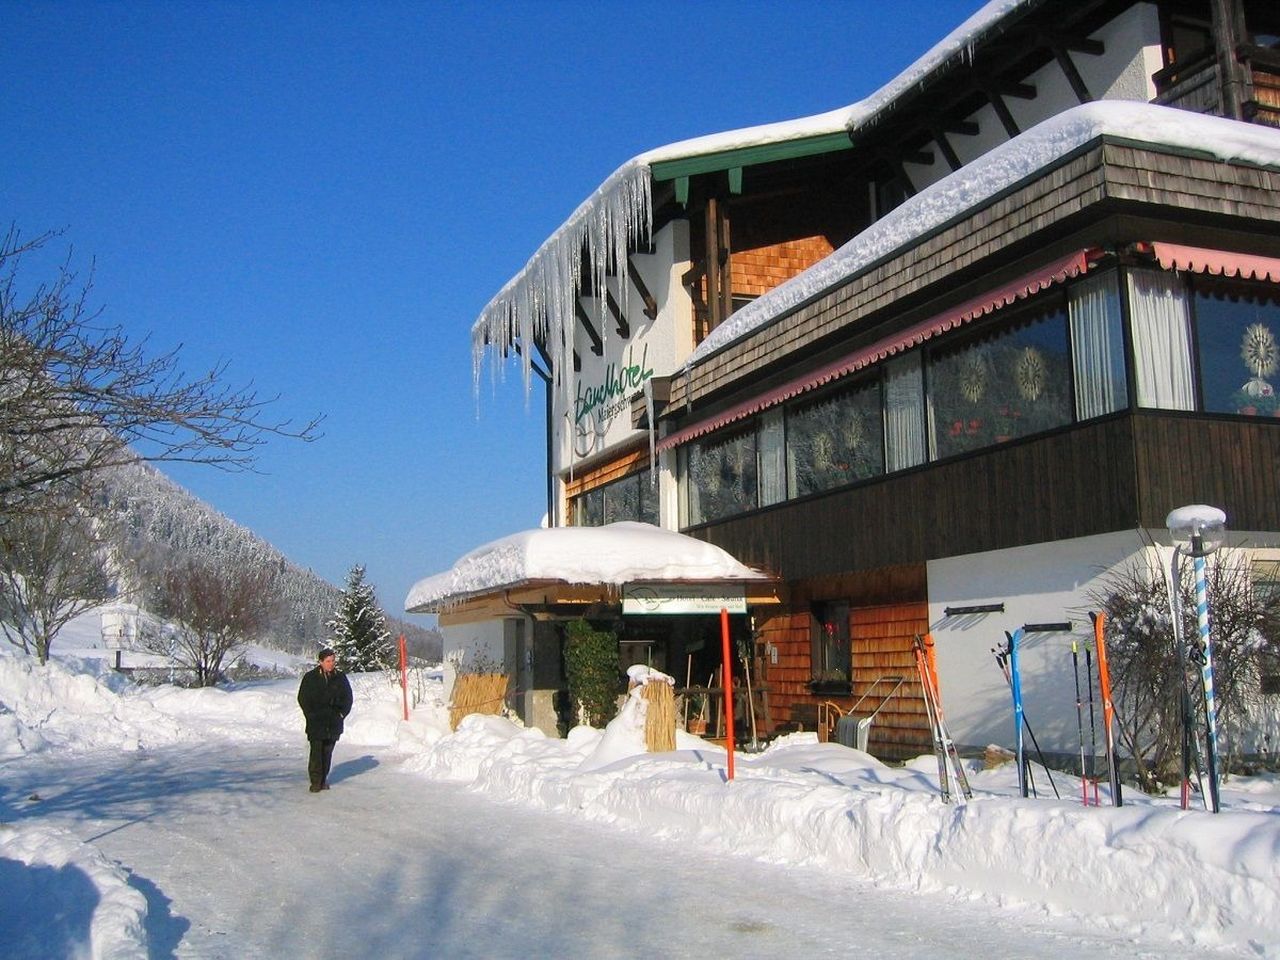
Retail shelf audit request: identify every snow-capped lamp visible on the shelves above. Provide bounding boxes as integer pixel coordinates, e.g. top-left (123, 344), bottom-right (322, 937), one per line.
top-left (1165, 504), bottom-right (1227, 557)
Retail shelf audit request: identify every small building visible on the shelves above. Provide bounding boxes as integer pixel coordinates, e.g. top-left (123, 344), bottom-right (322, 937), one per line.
top-left (425, 0), bottom-right (1280, 760)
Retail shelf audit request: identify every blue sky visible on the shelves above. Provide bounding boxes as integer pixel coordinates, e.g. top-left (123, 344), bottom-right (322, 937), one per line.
top-left (2, 0), bottom-right (978, 619)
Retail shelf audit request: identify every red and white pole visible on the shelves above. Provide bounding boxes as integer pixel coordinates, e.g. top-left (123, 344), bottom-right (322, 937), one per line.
top-left (398, 634), bottom-right (409, 721)
top-left (720, 607), bottom-right (735, 781)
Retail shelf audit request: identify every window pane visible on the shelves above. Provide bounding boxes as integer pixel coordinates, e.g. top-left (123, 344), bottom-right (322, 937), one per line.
top-left (603, 474), bottom-right (640, 525)
top-left (787, 380), bottom-right (884, 497)
top-left (575, 487), bottom-right (604, 526)
top-left (1193, 282), bottom-right (1280, 418)
top-left (885, 354), bottom-right (925, 471)
top-left (928, 307), bottom-right (1072, 459)
top-left (758, 409), bottom-right (786, 506)
top-left (1129, 269), bottom-right (1195, 410)
top-left (687, 429), bottom-right (757, 524)
top-left (1069, 271), bottom-right (1128, 420)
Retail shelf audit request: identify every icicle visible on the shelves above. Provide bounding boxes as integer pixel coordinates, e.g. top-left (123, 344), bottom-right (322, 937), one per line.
top-left (471, 160), bottom-right (653, 421)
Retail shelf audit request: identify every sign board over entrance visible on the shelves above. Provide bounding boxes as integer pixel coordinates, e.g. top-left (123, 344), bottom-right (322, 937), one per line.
top-left (622, 583), bottom-right (747, 615)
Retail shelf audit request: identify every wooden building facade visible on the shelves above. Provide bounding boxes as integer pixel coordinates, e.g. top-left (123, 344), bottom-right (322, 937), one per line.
top-left (459, 0), bottom-right (1280, 757)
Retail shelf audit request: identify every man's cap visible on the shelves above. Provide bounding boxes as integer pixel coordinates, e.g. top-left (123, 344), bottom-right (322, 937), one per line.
top-left (318, 648), bottom-right (336, 660)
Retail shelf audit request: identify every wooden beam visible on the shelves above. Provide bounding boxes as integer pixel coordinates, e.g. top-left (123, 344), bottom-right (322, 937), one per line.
top-left (944, 119), bottom-right (981, 137)
top-left (930, 128), bottom-right (963, 172)
top-left (626, 255), bottom-right (659, 321)
top-left (573, 301), bottom-right (604, 356)
top-left (982, 84), bottom-right (1022, 137)
top-left (1050, 40), bottom-right (1094, 103)
top-left (605, 288), bottom-right (630, 339)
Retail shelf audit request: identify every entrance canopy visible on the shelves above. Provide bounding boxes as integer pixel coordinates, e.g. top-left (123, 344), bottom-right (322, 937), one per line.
top-left (405, 522), bottom-right (780, 620)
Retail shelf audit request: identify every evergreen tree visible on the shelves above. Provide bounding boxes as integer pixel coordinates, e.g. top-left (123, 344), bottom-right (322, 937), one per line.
top-left (327, 564), bottom-right (394, 672)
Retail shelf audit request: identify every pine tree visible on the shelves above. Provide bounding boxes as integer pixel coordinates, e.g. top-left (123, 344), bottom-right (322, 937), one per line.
top-left (327, 564), bottom-right (394, 672)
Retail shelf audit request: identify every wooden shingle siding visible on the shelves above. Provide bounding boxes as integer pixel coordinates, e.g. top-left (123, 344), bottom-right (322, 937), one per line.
top-left (666, 141), bottom-right (1280, 415)
top-left (731, 236), bottom-right (834, 297)
top-left (563, 442), bottom-right (649, 499)
top-left (849, 604), bottom-right (930, 761)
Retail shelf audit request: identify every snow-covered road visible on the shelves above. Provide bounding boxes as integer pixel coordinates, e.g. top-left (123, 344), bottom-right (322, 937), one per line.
top-left (0, 740), bottom-right (1235, 960)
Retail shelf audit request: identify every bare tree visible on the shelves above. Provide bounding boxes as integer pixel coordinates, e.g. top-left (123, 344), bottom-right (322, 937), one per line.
top-left (148, 559), bottom-right (277, 686)
top-left (0, 495), bottom-right (114, 663)
top-left (0, 227), bottom-right (322, 518)
top-left (1089, 546), bottom-right (1280, 792)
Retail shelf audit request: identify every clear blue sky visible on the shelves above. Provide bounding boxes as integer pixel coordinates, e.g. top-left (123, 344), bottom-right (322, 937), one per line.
top-left (2, 0), bottom-right (978, 620)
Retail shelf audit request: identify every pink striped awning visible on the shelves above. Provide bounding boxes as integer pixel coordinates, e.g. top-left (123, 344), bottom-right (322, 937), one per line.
top-left (657, 248), bottom-right (1099, 452)
top-left (1151, 242), bottom-right (1280, 283)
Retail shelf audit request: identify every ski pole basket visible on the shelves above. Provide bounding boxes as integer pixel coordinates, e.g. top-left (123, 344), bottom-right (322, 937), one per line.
top-left (818, 674), bottom-right (907, 752)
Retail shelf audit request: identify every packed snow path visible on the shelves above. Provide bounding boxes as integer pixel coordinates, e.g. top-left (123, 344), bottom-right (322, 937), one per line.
top-left (0, 741), bottom-right (1239, 960)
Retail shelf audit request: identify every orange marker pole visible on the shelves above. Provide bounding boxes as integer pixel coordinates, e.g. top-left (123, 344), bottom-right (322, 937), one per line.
top-left (720, 607), bottom-right (735, 781)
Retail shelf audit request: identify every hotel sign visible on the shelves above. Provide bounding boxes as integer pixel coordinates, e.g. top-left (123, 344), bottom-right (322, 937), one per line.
top-left (622, 583), bottom-right (747, 615)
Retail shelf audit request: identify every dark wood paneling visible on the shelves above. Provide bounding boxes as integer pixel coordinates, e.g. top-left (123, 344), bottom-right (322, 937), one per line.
top-left (1132, 413), bottom-right (1280, 531)
top-left (693, 414), bottom-right (1280, 579)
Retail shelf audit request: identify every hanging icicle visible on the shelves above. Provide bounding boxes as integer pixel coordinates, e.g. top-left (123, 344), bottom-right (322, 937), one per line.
top-left (471, 159), bottom-right (653, 421)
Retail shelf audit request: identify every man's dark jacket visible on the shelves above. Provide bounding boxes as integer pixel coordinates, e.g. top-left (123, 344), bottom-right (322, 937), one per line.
top-left (297, 666), bottom-right (354, 741)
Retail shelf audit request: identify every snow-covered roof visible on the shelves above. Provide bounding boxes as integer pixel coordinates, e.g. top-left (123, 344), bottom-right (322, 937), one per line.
top-left (405, 521), bottom-right (770, 612)
top-left (687, 100), bottom-right (1280, 366)
top-left (469, 0), bottom-right (1032, 390)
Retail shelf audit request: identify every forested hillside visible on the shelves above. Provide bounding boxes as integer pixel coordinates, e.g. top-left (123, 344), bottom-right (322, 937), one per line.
top-left (94, 461), bottom-right (441, 660)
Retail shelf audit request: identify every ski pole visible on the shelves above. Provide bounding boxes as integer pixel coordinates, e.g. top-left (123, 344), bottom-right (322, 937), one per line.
top-left (1072, 641), bottom-right (1088, 806)
top-left (997, 636), bottom-right (1060, 799)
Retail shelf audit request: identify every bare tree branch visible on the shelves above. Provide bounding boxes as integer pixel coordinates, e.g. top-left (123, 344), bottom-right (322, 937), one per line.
top-left (1, 226), bottom-right (323, 516)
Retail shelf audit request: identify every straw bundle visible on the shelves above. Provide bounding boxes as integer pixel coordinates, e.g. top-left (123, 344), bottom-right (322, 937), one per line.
top-left (450, 672), bottom-right (509, 731)
top-left (641, 680), bottom-right (676, 753)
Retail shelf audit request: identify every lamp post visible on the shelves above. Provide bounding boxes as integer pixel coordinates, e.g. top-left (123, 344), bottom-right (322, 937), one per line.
top-left (1165, 504), bottom-right (1227, 813)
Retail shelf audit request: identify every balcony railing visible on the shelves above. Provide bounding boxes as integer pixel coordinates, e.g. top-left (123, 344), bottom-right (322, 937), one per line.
top-left (1153, 44), bottom-right (1280, 128)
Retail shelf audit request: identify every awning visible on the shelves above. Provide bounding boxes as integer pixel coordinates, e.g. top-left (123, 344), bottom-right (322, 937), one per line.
top-left (1151, 243), bottom-right (1280, 283)
top-left (657, 248), bottom-right (1099, 452)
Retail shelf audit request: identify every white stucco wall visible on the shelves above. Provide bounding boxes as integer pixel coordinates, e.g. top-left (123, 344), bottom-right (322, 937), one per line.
top-left (551, 218), bottom-right (691, 475)
top-left (907, 2), bottom-right (1163, 192)
top-left (927, 529), bottom-right (1157, 755)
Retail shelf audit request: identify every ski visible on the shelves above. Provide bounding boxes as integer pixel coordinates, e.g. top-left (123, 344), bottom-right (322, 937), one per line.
top-left (914, 634), bottom-right (950, 802)
top-left (1089, 611), bottom-right (1123, 807)
top-left (1007, 628), bottom-right (1028, 798)
top-left (920, 633), bottom-right (971, 800)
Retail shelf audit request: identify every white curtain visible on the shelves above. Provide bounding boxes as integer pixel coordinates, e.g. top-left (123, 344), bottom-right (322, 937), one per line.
top-left (757, 409), bottom-right (786, 507)
top-left (1128, 269), bottom-right (1196, 410)
top-left (884, 354), bottom-right (926, 471)
top-left (1069, 272), bottom-right (1127, 420)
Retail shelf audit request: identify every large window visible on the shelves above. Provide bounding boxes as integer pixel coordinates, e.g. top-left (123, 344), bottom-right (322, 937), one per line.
top-left (573, 471), bottom-right (658, 527)
top-left (1193, 282), bottom-right (1280, 418)
top-left (686, 426), bottom-right (757, 525)
top-left (787, 379), bottom-right (884, 497)
top-left (928, 305), bottom-right (1072, 460)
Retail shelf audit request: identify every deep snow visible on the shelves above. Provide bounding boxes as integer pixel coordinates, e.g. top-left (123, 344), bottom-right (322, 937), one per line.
top-left (1, 613), bottom-right (1278, 958)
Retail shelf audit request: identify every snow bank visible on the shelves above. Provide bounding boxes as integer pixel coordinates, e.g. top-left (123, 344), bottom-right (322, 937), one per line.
top-left (3, 645), bottom-right (1278, 957)
top-left (0, 823), bottom-right (147, 960)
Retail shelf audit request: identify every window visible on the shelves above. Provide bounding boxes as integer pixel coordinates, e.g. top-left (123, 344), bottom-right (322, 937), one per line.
top-left (810, 600), bottom-right (851, 687)
top-left (1128, 269), bottom-right (1195, 411)
top-left (1069, 271), bottom-right (1127, 420)
top-left (787, 378), bottom-right (884, 497)
top-left (685, 427), bottom-right (757, 525)
top-left (573, 471), bottom-right (658, 527)
top-left (884, 353), bottom-right (926, 472)
top-left (928, 305), bottom-right (1072, 459)
top-left (1192, 282), bottom-right (1280, 418)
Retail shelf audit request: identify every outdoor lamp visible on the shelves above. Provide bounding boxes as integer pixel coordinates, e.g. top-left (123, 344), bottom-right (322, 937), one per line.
top-left (1164, 504), bottom-right (1228, 814)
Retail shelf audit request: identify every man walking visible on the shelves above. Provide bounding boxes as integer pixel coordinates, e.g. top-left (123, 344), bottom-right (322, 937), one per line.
top-left (297, 648), bottom-right (354, 793)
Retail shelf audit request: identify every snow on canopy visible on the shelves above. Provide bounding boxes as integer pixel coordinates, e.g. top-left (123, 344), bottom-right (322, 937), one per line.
top-left (469, 0), bottom-right (1030, 396)
top-left (404, 521), bottom-right (769, 612)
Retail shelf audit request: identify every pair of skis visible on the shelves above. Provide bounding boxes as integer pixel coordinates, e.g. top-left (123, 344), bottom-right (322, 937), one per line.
top-left (913, 633), bottom-right (971, 803)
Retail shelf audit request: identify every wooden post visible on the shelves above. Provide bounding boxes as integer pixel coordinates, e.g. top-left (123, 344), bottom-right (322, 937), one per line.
top-left (720, 608), bottom-right (735, 781)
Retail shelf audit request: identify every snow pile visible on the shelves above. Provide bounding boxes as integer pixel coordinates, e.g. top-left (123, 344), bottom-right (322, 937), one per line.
top-left (3, 642), bottom-right (1279, 958)
top-left (0, 822), bottom-right (147, 960)
top-left (405, 521), bottom-right (769, 611)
